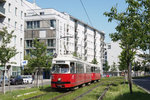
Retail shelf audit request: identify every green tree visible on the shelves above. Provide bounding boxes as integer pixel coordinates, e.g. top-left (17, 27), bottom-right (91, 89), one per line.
top-left (25, 39), bottom-right (52, 87)
top-left (91, 58), bottom-right (98, 64)
top-left (111, 62), bottom-right (117, 72)
top-left (0, 28), bottom-right (17, 94)
top-left (119, 48), bottom-right (135, 71)
top-left (132, 61), bottom-right (141, 71)
top-left (73, 52), bottom-right (78, 57)
top-left (103, 61), bottom-right (110, 72)
top-left (104, 0), bottom-right (144, 94)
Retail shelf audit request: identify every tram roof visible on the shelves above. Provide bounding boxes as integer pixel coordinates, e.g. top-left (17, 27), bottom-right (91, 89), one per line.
top-left (53, 55), bottom-right (100, 67)
top-left (53, 55), bottom-right (80, 62)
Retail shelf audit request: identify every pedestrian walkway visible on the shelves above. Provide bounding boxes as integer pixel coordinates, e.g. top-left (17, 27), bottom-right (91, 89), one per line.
top-left (0, 79), bottom-right (51, 92)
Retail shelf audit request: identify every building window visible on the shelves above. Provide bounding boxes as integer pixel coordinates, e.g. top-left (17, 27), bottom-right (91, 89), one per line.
top-left (26, 40), bottom-right (32, 48)
top-left (15, 7), bottom-right (17, 16)
top-left (21, 0), bottom-right (23, 6)
top-left (40, 12), bottom-right (44, 15)
top-left (14, 36), bottom-right (16, 45)
top-left (47, 49), bottom-right (55, 55)
top-left (8, 18), bottom-right (10, 27)
top-left (26, 50), bottom-right (30, 55)
top-left (27, 21), bottom-right (40, 29)
top-left (21, 11), bottom-right (23, 19)
top-left (33, 21), bottom-right (40, 28)
top-left (20, 38), bottom-right (22, 47)
top-left (20, 24), bottom-right (23, 31)
top-left (108, 45), bottom-right (111, 49)
top-left (24, 13), bottom-right (26, 17)
top-left (47, 39), bottom-right (56, 47)
top-left (8, 3), bottom-right (11, 12)
top-left (50, 19), bottom-right (56, 28)
top-left (27, 21), bottom-right (32, 29)
top-left (15, 22), bottom-right (17, 29)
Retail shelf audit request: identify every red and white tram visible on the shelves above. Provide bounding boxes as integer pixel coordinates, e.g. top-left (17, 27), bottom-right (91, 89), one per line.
top-left (51, 55), bottom-right (101, 89)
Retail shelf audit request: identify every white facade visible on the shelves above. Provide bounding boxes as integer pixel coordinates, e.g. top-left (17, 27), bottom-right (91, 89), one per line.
top-left (0, 0), bottom-right (39, 76)
top-left (24, 8), bottom-right (105, 73)
top-left (105, 41), bottom-right (122, 69)
top-left (105, 41), bottom-right (144, 72)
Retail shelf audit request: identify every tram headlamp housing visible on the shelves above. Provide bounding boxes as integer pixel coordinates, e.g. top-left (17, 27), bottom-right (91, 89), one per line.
top-left (58, 78), bottom-right (61, 82)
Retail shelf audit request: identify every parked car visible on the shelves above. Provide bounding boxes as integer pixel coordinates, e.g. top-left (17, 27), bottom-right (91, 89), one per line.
top-left (22, 75), bottom-right (33, 84)
top-left (10, 75), bottom-right (23, 85)
top-left (0, 76), bottom-right (9, 87)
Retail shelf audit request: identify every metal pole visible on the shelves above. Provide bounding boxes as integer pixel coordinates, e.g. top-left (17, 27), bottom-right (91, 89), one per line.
top-left (81, 39), bottom-right (82, 59)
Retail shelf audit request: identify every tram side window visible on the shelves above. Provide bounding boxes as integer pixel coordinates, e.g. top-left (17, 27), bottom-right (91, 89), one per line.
top-left (52, 64), bottom-right (69, 73)
top-left (76, 63), bottom-right (79, 73)
top-left (86, 65), bottom-right (91, 73)
top-left (81, 63), bottom-right (84, 73)
top-left (95, 67), bottom-right (100, 73)
top-left (70, 62), bottom-right (75, 73)
top-left (76, 63), bottom-right (84, 73)
top-left (91, 67), bottom-right (95, 73)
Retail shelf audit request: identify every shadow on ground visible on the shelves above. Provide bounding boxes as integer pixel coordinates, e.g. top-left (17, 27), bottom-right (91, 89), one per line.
top-left (114, 92), bottom-right (150, 100)
top-left (40, 86), bottom-right (70, 93)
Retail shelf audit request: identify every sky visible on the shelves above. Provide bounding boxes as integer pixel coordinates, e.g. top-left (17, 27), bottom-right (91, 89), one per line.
top-left (27, 0), bottom-right (127, 43)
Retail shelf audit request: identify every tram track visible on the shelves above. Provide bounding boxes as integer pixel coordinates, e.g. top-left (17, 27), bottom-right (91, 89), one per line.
top-left (49, 91), bottom-right (73, 100)
top-left (24, 79), bottom-right (120, 100)
top-left (73, 82), bottom-right (104, 100)
top-left (24, 81), bottom-right (102, 100)
top-left (50, 81), bottom-right (103, 100)
top-left (98, 83), bottom-right (112, 100)
top-left (98, 79), bottom-right (124, 100)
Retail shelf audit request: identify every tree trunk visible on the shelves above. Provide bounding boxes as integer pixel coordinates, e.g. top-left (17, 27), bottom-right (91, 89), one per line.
top-left (128, 62), bottom-right (132, 94)
top-left (41, 69), bottom-right (43, 88)
top-left (37, 70), bottom-right (39, 88)
top-left (2, 65), bottom-right (6, 94)
top-left (7, 70), bottom-right (11, 92)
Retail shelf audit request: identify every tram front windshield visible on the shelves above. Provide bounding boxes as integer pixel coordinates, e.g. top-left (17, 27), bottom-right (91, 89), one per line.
top-left (52, 64), bottom-right (69, 73)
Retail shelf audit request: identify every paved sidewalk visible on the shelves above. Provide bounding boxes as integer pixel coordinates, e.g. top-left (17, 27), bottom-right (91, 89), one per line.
top-left (0, 79), bottom-right (51, 92)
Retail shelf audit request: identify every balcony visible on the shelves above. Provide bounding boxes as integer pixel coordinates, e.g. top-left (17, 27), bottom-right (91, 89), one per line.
top-left (0, 6), bottom-right (5, 18)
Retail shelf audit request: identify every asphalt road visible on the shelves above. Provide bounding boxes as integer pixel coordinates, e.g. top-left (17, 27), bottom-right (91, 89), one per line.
top-left (0, 79), bottom-right (51, 92)
top-left (133, 77), bottom-right (150, 92)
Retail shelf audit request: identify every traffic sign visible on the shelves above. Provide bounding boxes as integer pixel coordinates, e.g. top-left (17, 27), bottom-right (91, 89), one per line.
top-left (22, 60), bottom-right (28, 65)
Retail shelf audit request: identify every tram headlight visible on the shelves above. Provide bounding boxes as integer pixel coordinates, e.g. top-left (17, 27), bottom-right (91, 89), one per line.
top-left (58, 78), bottom-right (61, 82)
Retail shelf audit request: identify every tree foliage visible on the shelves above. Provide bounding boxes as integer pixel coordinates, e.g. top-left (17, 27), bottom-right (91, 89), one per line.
top-left (111, 62), bottom-right (117, 72)
top-left (132, 61), bottom-right (141, 71)
top-left (25, 39), bottom-right (52, 72)
top-left (0, 28), bottom-right (17, 65)
top-left (91, 58), bottom-right (98, 64)
top-left (73, 52), bottom-right (78, 57)
top-left (103, 0), bottom-right (150, 94)
top-left (119, 48), bottom-right (136, 71)
top-left (103, 61), bottom-right (110, 72)
top-left (0, 27), bottom-right (17, 94)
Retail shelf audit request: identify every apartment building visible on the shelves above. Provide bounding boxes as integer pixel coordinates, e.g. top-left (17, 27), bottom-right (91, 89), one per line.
top-left (104, 41), bottom-right (144, 75)
top-left (0, 0), bottom-right (39, 76)
top-left (24, 8), bottom-right (105, 73)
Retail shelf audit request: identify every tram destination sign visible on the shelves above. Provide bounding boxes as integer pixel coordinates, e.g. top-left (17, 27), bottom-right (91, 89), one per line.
top-left (56, 61), bottom-right (65, 64)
